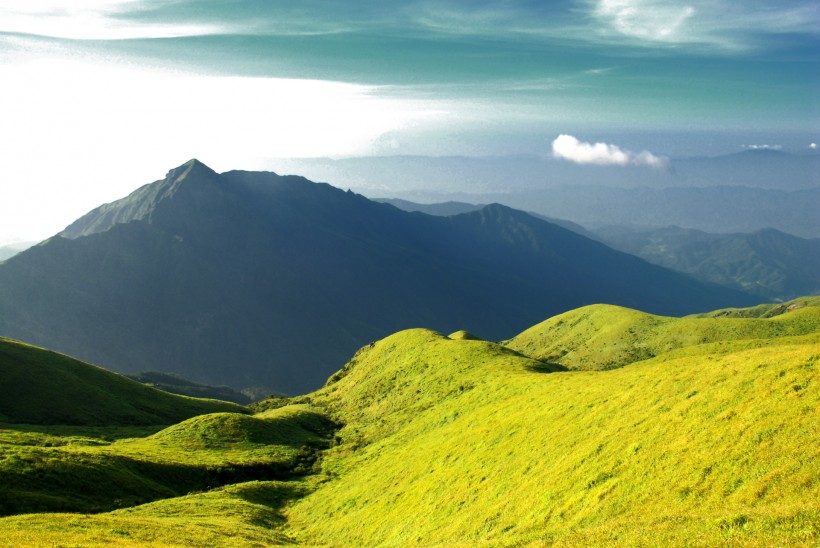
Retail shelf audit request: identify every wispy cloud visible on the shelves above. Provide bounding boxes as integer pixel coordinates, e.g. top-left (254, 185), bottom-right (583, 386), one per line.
top-left (595, 0), bottom-right (696, 42)
top-left (742, 144), bottom-right (783, 150)
top-left (552, 134), bottom-right (667, 168)
top-left (0, 0), bottom-right (232, 40)
top-left (589, 0), bottom-right (820, 52)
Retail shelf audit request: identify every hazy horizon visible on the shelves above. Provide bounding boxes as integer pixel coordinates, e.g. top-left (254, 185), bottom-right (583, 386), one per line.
top-left (1, 1), bottom-right (817, 244)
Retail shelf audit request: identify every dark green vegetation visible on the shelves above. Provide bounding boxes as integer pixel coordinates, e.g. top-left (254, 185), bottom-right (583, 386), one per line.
top-left (0, 159), bottom-right (756, 394)
top-left (0, 337), bottom-right (243, 426)
top-left (126, 371), bottom-right (252, 404)
top-left (0, 298), bottom-right (818, 545)
top-left (596, 225), bottom-right (820, 301)
top-left (0, 337), bottom-right (338, 517)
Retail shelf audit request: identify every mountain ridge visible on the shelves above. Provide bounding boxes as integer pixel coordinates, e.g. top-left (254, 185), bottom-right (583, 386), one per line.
top-left (0, 160), bottom-right (757, 393)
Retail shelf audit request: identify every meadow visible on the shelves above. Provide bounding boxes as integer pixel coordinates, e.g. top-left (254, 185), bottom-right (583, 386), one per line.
top-left (0, 298), bottom-right (818, 546)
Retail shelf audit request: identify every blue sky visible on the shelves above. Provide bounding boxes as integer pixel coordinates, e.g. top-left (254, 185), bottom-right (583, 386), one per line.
top-left (0, 0), bottom-right (818, 243)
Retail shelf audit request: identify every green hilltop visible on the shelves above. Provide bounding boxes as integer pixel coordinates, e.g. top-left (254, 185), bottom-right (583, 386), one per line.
top-left (0, 298), bottom-right (818, 545)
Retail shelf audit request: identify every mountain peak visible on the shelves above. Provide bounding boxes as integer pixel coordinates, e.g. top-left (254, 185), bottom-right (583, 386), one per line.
top-left (60, 159), bottom-right (224, 239)
top-left (165, 159), bottom-right (219, 183)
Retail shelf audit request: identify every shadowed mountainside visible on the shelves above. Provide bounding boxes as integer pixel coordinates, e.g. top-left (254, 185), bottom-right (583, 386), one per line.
top-left (0, 159), bottom-right (756, 393)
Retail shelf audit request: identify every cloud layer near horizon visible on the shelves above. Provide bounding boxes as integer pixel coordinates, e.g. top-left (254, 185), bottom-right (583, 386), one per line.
top-left (552, 134), bottom-right (667, 168)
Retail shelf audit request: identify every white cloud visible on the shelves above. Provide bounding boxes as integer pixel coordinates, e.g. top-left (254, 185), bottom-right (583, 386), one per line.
top-left (810, 143), bottom-right (817, 150)
top-left (0, 0), bottom-right (229, 40)
top-left (595, 0), bottom-right (696, 42)
top-left (552, 134), bottom-right (667, 168)
top-left (590, 0), bottom-right (820, 52)
top-left (742, 144), bottom-right (783, 150)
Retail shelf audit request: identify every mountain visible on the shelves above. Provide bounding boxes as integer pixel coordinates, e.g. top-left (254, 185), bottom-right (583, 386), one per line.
top-left (125, 371), bottom-right (252, 405)
top-left (2, 298), bottom-right (817, 545)
top-left (270, 150), bottom-right (820, 194)
top-left (378, 200), bottom-right (820, 301)
top-left (373, 198), bottom-right (486, 216)
top-left (0, 241), bottom-right (36, 262)
top-left (380, 184), bottom-right (820, 238)
top-left (0, 159), bottom-right (756, 394)
top-left (671, 148), bottom-right (820, 190)
top-left (376, 197), bottom-right (598, 238)
top-left (272, 151), bottom-right (820, 237)
top-left (0, 336), bottom-right (243, 426)
top-left (594, 225), bottom-right (820, 301)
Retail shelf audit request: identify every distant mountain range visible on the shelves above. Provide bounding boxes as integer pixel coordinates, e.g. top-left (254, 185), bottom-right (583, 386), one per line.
top-left (273, 150), bottom-right (820, 238)
top-left (0, 160), bottom-right (756, 394)
top-left (381, 198), bottom-right (820, 302)
top-left (594, 225), bottom-right (820, 302)
top-left (271, 149), bottom-right (820, 192)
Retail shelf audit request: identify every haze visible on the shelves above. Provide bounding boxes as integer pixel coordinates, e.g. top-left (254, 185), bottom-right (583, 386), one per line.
top-left (1, 0), bottom-right (818, 244)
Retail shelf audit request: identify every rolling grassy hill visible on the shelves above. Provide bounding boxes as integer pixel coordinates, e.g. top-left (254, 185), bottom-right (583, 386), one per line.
top-left (503, 296), bottom-right (820, 371)
top-left (0, 299), bottom-right (817, 545)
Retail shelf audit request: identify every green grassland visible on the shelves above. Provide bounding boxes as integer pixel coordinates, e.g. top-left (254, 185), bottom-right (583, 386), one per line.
top-left (503, 297), bottom-right (820, 370)
top-left (0, 336), bottom-right (244, 426)
top-left (1, 299), bottom-right (818, 545)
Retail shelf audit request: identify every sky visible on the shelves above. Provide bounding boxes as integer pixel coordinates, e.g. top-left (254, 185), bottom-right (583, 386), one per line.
top-left (0, 0), bottom-right (818, 244)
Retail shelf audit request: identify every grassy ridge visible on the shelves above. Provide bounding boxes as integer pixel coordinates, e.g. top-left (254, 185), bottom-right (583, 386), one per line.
top-left (503, 297), bottom-right (820, 370)
top-left (0, 337), bottom-right (244, 426)
top-left (285, 328), bottom-right (819, 545)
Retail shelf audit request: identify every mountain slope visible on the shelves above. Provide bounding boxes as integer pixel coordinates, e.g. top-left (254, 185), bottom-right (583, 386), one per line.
top-left (594, 225), bottom-right (820, 301)
top-left (0, 337), bottom-right (244, 426)
top-left (0, 159), bottom-right (756, 394)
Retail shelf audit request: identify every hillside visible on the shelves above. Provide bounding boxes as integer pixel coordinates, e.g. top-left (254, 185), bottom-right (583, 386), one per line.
top-left (284, 317), bottom-right (820, 545)
top-left (0, 337), bottom-right (244, 426)
top-left (503, 297), bottom-right (820, 371)
top-left (0, 159), bottom-right (755, 394)
top-left (595, 225), bottom-right (820, 301)
top-left (1, 299), bottom-right (816, 545)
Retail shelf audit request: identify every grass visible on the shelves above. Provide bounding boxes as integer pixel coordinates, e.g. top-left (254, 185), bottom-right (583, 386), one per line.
top-left (0, 299), bottom-right (818, 545)
top-left (284, 328), bottom-right (819, 546)
top-left (0, 481), bottom-right (305, 547)
top-left (502, 296), bottom-right (820, 370)
top-left (0, 404), bottom-right (336, 516)
top-left (0, 336), bottom-right (245, 426)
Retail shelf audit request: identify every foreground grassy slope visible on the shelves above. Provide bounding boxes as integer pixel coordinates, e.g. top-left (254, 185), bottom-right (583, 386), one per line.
top-left (0, 300), bottom-right (818, 545)
top-left (0, 337), bottom-right (244, 426)
top-left (0, 404), bottom-right (335, 516)
top-left (0, 480), bottom-right (305, 546)
top-left (283, 309), bottom-right (820, 545)
top-left (503, 296), bottom-right (820, 371)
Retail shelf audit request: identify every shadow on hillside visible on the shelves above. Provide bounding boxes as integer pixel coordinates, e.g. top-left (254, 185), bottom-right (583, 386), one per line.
top-left (0, 444), bottom-right (325, 517)
top-left (0, 422), bottom-right (165, 441)
top-left (525, 361), bottom-right (568, 373)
